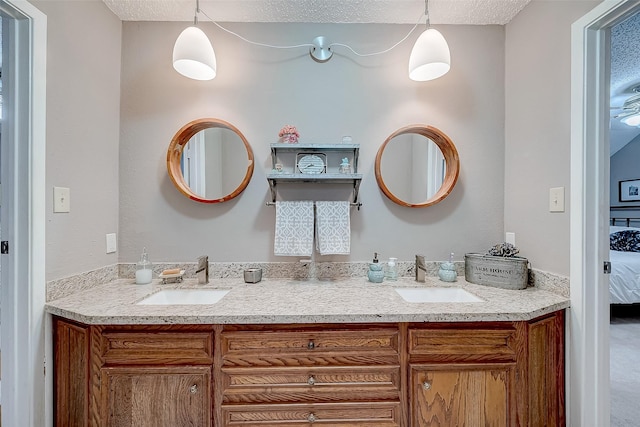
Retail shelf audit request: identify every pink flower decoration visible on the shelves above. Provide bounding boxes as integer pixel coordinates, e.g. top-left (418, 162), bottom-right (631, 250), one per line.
top-left (278, 125), bottom-right (300, 143)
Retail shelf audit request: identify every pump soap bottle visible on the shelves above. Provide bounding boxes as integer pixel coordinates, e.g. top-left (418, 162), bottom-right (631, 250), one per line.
top-left (368, 253), bottom-right (384, 283)
top-left (438, 252), bottom-right (457, 282)
top-left (135, 247), bottom-right (153, 284)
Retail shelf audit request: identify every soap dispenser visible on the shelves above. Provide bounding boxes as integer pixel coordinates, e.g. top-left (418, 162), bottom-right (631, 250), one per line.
top-left (368, 253), bottom-right (384, 283)
top-left (438, 252), bottom-right (457, 282)
top-left (135, 247), bottom-right (153, 284)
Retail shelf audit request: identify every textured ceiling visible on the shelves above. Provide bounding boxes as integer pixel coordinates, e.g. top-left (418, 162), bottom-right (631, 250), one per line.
top-left (102, 0), bottom-right (638, 155)
top-left (610, 11), bottom-right (640, 155)
top-left (101, 0), bottom-right (532, 24)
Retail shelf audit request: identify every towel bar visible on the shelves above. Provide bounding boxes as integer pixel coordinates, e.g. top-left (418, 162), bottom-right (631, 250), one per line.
top-left (266, 201), bottom-right (362, 210)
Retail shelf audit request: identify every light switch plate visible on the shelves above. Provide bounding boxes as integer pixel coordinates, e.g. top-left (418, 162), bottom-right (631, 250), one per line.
top-left (53, 187), bottom-right (70, 213)
top-left (549, 187), bottom-right (565, 212)
top-left (106, 233), bottom-right (117, 254)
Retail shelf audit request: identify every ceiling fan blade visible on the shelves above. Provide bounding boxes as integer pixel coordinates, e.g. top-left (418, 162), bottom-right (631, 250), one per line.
top-left (613, 111), bottom-right (636, 119)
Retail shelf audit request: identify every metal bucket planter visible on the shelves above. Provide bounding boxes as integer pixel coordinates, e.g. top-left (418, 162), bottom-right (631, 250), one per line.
top-left (464, 253), bottom-right (529, 290)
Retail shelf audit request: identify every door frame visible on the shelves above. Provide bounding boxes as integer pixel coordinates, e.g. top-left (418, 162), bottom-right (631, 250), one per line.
top-left (570, 1), bottom-right (640, 425)
top-left (0, 1), bottom-right (46, 426)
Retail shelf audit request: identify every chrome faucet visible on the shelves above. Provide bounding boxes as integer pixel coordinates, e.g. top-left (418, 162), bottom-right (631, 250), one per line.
top-left (415, 254), bottom-right (427, 282)
top-left (196, 255), bottom-right (209, 284)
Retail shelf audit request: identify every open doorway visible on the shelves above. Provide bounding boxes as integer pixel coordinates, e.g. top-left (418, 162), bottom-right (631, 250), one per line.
top-left (607, 10), bottom-right (640, 427)
top-left (571, 1), bottom-right (640, 426)
top-left (0, 1), bottom-right (46, 426)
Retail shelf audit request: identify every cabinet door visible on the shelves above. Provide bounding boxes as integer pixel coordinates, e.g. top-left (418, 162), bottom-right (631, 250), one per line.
top-left (410, 364), bottom-right (514, 427)
top-left (54, 318), bottom-right (89, 427)
top-left (100, 366), bottom-right (211, 427)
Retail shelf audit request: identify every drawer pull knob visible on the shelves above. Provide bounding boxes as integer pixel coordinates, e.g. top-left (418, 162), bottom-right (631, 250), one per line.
top-left (190, 384), bottom-right (198, 394)
top-left (308, 413), bottom-right (317, 423)
top-left (423, 381), bottom-right (431, 390)
top-left (307, 375), bottom-right (316, 385)
top-left (307, 340), bottom-right (315, 350)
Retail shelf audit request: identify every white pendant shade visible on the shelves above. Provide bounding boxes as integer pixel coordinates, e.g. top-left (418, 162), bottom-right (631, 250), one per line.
top-left (622, 113), bottom-right (640, 127)
top-left (173, 26), bottom-right (217, 81)
top-left (408, 28), bottom-right (451, 82)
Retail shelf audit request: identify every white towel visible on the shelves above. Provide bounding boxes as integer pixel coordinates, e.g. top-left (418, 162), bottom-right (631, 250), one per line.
top-left (274, 201), bottom-right (314, 256)
top-left (315, 201), bottom-right (351, 255)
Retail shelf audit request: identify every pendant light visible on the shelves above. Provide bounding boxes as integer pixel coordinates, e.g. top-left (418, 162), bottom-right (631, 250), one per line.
top-left (408, 0), bottom-right (450, 81)
top-left (173, 0), bottom-right (217, 81)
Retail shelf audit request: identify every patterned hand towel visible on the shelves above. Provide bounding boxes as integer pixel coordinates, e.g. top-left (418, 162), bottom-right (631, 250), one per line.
top-left (274, 201), bottom-right (314, 256)
top-left (315, 201), bottom-right (351, 255)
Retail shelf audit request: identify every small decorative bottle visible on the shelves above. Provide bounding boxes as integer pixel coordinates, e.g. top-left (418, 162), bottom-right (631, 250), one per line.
top-left (339, 158), bottom-right (352, 174)
top-left (135, 247), bottom-right (153, 284)
top-left (368, 253), bottom-right (384, 283)
top-left (438, 252), bottom-right (457, 282)
top-left (385, 257), bottom-right (398, 281)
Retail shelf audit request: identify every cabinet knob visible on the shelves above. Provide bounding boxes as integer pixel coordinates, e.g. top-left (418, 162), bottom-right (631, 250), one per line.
top-left (422, 381), bottom-right (431, 390)
top-left (190, 384), bottom-right (198, 394)
top-left (307, 413), bottom-right (317, 423)
top-left (307, 375), bottom-right (316, 385)
top-left (307, 340), bottom-right (315, 350)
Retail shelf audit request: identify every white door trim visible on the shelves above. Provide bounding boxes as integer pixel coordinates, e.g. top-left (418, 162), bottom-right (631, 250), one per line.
top-left (0, 1), bottom-right (47, 426)
top-left (570, 1), bottom-right (640, 425)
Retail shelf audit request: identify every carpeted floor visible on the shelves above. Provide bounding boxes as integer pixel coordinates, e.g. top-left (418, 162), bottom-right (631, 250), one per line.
top-left (610, 305), bottom-right (640, 427)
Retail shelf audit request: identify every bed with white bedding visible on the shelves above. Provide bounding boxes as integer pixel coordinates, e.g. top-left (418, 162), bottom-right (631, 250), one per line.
top-left (610, 224), bottom-right (640, 304)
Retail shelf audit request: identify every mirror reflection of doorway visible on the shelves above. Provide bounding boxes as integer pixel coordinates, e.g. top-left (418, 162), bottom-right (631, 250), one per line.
top-left (608, 10), bottom-right (640, 427)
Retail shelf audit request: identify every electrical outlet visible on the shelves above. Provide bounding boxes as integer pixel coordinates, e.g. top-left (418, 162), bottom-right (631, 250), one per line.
top-left (53, 187), bottom-right (70, 213)
top-left (505, 232), bottom-right (516, 245)
top-left (106, 233), bottom-right (117, 254)
top-left (549, 187), bottom-right (565, 212)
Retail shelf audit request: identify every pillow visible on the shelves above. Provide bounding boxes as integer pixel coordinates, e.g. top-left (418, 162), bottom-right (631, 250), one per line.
top-left (610, 229), bottom-right (640, 252)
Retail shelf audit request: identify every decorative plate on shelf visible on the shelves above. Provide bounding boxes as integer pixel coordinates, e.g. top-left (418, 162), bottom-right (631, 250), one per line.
top-left (297, 153), bottom-right (326, 174)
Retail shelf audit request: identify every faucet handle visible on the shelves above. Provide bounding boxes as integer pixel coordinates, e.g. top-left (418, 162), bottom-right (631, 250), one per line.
top-left (196, 255), bottom-right (209, 284)
top-left (415, 255), bottom-right (427, 282)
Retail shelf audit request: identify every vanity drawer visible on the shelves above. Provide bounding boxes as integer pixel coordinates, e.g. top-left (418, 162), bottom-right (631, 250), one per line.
top-left (221, 327), bottom-right (400, 367)
top-left (100, 327), bottom-right (214, 364)
top-left (221, 402), bottom-right (401, 426)
top-left (408, 324), bottom-right (518, 362)
top-left (222, 365), bottom-right (401, 404)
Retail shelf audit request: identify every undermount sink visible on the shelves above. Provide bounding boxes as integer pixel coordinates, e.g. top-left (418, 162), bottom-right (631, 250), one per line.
top-left (395, 287), bottom-right (483, 303)
top-left (137, 289), bottom-right (230, 305)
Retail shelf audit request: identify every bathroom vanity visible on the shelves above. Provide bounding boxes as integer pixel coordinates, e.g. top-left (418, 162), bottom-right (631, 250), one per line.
top-left (48, 278), bottom-right (568, 427)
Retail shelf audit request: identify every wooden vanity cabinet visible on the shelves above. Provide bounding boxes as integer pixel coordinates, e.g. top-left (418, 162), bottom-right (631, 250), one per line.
top-left (218, 324), bottom-right (402, 426)
top-left (53, 311), bottom-right (564, 427)
top-left (53, 318), bottom-right (215, 427)
top-left (407, 311), bottom-right (565, 427)
top-left (408, 323), bottom-right (521, 426)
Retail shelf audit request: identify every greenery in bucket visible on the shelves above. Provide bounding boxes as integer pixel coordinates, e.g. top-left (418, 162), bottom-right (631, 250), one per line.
top-left (486, 242), bottom-right (520, 258)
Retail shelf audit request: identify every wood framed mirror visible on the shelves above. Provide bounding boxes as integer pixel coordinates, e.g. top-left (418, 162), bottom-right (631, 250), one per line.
top-left (375, 125), bottom-right (459, 208)
top-left (167, 118), bottom-right (254, 203)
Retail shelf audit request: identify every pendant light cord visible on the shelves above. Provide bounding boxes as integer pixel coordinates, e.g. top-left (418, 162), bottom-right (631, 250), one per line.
top-left (425, 0), bottom-right (431, 27)
top-left (328, 20), bottom-right (420, 57)
top-left (198, 8), bottom-right (425, 56)
top-left (200, 9), bottom-right (315, 49)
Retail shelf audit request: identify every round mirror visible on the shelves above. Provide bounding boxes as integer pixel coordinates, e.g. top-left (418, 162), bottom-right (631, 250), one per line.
top-left (167, 118), bottom-right (254, 203)
top-left (375, 125), bottom-right (459, 207)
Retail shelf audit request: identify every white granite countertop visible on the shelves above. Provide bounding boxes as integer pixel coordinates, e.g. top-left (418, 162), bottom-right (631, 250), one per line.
top-left (44, 276), bottom-right (570, 325)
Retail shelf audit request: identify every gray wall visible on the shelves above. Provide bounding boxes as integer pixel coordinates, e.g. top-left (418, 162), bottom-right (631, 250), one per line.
top-left (610, 135), bottom-right (640, 225)
top-left (505, 0), bottom-right (599, 276)
top-left (119, 22), bottom-right (506, 264)
top-left (31, 0), bottom-right (601, 280)
top-left (611, 135), bottom-right (640, 207)
top-left (30, 0), bottom-right (122, 281)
